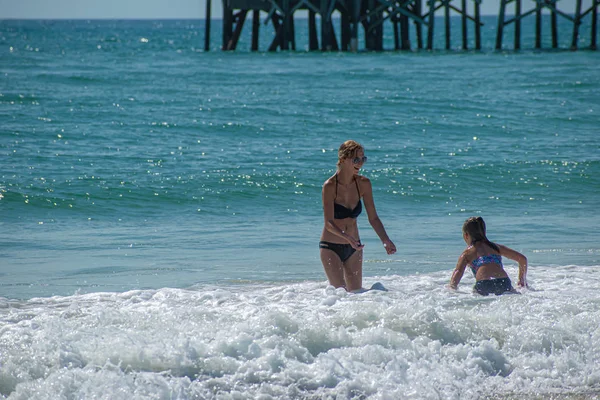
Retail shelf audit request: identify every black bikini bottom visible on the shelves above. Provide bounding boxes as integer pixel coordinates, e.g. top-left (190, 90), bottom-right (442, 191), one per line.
top-left (319, 241), bottom-right (356, 262)
top-left (474, 277), bottom-right (514, 296)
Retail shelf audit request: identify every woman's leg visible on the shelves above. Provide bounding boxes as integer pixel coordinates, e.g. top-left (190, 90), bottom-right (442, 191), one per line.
top-left (343, 249), bottom-right (363, 291)
top-left (320, 248), bottom-right (346, 289)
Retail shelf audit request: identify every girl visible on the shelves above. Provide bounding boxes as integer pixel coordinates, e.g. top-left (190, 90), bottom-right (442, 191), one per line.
top-left (319, 140), bottom-right (396, 292)
top-left (450, 216), bottom-right (528, 295)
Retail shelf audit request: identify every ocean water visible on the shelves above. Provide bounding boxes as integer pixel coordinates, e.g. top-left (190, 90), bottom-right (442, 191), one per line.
top-left (1, 18), bottom-right (600, 399)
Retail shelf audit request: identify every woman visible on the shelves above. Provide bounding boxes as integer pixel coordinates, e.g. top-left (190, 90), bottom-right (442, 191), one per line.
top-left (319, 140), bottom-right (396, 292)
top-left (449, 216), bottom-right (528, 295)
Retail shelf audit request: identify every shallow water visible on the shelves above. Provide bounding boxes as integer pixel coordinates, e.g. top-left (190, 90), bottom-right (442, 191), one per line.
top-left (2, 266), bottom-right (600, 399)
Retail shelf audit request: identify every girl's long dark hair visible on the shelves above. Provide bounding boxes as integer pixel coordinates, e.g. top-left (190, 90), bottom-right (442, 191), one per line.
top-left (462, 217), bottom-right (500, 252)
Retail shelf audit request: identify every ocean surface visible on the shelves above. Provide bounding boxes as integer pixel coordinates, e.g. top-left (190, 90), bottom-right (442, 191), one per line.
top-left (1, 17), bottom-right (600, 399)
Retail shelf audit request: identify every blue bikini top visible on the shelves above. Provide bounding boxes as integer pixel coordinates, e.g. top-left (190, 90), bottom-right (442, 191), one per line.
top-left (334, 175), bottom-right (362, 219)
top-left (470, 253), bottom-right (503, 276)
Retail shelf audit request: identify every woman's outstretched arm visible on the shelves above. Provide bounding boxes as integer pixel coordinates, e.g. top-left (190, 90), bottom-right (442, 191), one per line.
top-left (361, 177), bottom-right (396, 254)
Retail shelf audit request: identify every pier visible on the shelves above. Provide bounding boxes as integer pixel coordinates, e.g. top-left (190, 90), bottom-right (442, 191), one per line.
top-left (203, 0), bottom-right (600, 51)
top-left (496, 0), bottom-right (599, 49)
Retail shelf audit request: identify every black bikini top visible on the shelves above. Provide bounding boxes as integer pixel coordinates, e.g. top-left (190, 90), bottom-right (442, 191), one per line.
top-left (334, 175), bottom-right (362, 219)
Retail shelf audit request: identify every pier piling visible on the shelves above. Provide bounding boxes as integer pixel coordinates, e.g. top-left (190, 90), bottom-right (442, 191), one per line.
top-left (204, 0), bottom-right (212, 50)
top-left (592, 0), bottom-right (598, 49)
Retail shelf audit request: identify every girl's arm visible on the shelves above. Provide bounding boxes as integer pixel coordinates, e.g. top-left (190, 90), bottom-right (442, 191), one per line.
top-left (498, 244), bottom-right (528, 287)
top-left (449, 251), bottom-right (470, 289)
top-left (361, 177), bottom-right (396, 254)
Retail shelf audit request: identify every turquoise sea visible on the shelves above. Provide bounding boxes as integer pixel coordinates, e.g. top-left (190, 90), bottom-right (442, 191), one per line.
top-left (1, 17), bottom-right (599, 399)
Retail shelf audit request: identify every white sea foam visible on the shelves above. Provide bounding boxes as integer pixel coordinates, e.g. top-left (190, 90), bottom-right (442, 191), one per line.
top-left (1, 265), bottom-right (600, 399)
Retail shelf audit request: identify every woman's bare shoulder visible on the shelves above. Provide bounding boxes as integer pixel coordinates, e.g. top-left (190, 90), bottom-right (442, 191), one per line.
top-left (356, 175), bottom-right (372, 189)
top-left (356, 174), bottom-right (371, 184)
top-left (322, 175), bottom-right (337, 191)
top-left (324, 174), bottom-right (337, 184)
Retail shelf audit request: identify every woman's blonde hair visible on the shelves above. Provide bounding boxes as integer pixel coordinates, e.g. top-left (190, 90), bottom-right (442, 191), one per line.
top-left (337, 140), bottom-right (364, 167)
